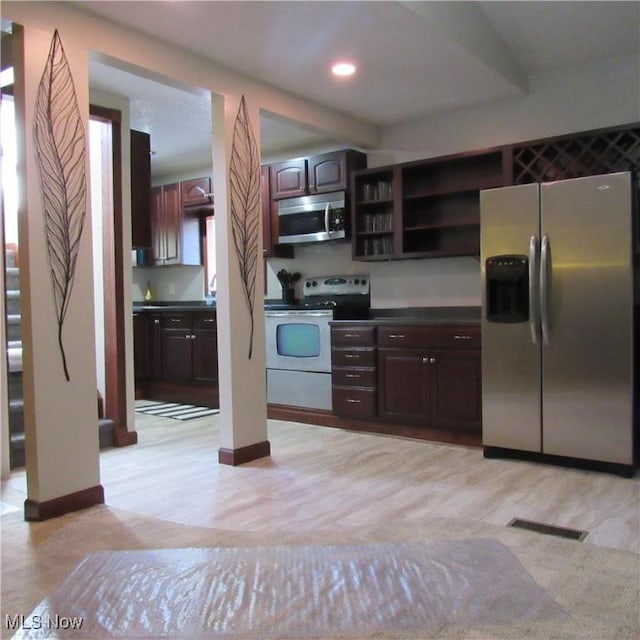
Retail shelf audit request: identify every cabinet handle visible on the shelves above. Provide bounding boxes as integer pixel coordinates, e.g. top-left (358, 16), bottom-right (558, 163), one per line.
top-left (345, 373), bottom-right (360, 378)
top-left (388, 333), bottom-right (406, 339)
top-left (154, 319), bottom-right (160, 324)
top-left (203, 318), bottom-right (215, 323)
top-left (345, 354), bottom-right (359, 359)
top-left (423, 357), bottom-right (436, 364)
top-left (344, 333), bottom-right (360, 338)
top-left (454, 334), bottom-right (472, 340)
top-left (430, 357), bottom-right (436, 364)
top-left (346, 398), bottom-right (361, 404)
top-left (170, 318), bottom-right (181, 323)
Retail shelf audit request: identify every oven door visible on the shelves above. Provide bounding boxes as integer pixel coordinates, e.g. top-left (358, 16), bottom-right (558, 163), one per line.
top-left (265, 309), bottom-right (332, 372)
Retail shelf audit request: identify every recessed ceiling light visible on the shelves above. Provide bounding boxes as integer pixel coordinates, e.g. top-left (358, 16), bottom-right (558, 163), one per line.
top-left (331, 62), bottom-right (356, 77)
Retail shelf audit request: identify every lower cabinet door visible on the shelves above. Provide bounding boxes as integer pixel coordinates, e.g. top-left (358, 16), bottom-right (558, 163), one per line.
top-left (377, 348), bottom-right (430, 423)
top-left (161, 330), bottom-right (192, 382)
top-left (332, 386), bottom-right (377, 418)
top-left (430, 350), bottom-right (481, 432)
top-left (192, 330), bottom-right (218, 384)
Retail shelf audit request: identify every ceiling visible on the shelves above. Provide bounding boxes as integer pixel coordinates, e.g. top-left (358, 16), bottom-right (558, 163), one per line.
top-left (78, 1), bottom-right (639, 179)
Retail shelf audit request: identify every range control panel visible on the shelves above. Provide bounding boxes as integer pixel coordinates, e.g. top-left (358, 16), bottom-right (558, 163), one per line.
top-left (303, 274), bottom-right (370, 297)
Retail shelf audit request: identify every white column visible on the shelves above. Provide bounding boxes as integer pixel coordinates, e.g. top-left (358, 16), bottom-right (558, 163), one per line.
top-left (16, 25), bottom-right (102, 516)
top-left (211, 92), bottom-right (269, 464)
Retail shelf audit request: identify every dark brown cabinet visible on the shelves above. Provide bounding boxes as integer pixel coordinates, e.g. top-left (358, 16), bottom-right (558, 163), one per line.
top-left (351, 149), bottom-right (507, 261)
top-left (160, 312), bottom-right (217, 384)
top-left (270, 149), bottom-right (366, 200)
top-left (261, 165), bottom-right (294, 259)
top-left (133, 312), bottom-right (150, 382)
top-left (270, 157), bottom-right (307, 199)
top-left (133, 309), bottom-right (218, 406)
top-left (182, 176), bottom-right (213, 209)
top-left (131, 130), bottom-right (152, 249)
top-left (377, 325), bottom-right (481, 432)
top-left (350, 122), bottom-right (640, 263)
top-left (151, 183), bottom-right (201, 266)
top-left (331, 325), bottom-right (377, 419)
top-left (191, 314), bottom-right (218, 384)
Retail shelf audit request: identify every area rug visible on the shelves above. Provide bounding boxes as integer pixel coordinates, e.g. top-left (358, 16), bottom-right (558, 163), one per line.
top-left (135, 401), bottom-right (219, 420)
top-left (13, 539), bottom-right (566, 639)
top-left (2, 506), bottom-right (638, 639)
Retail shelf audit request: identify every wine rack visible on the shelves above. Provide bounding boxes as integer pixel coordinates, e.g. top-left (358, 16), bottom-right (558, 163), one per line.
top-left (512, 126), bottom-right (640, 184)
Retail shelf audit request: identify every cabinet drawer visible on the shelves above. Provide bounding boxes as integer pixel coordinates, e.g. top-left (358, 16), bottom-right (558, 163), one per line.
top-left (192, 313), bottom-right (216, 330)
top-left (161, 313), bottom-right (192, 329)
top-left (331, 325), bottom-right (376, 346)
top-left (333, 386), bottom-right (377, 418)
top-left (332, 367), bottom-right (377, 388)
top-left (332, 348), bottom-right (376, 368)
top-left (377, 325), bottom-right (480, 349)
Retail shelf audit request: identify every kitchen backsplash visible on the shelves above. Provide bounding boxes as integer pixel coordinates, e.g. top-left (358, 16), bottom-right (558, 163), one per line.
top-left (132, 265), bottom-right (205, 302)
top-left (132, 245), bottom-right (481, 308)
top-left (266, 242), bottom-right (481, 308)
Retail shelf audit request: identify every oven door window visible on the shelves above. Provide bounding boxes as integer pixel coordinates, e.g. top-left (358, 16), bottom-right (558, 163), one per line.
top-left (276, 323), bottom-right (321, 358)
top-left (279, 210), bottom-right (325, 238)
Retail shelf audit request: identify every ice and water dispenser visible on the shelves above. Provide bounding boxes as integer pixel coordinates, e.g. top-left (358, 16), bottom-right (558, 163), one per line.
top-left (485, 255), bottom-right (529, 323)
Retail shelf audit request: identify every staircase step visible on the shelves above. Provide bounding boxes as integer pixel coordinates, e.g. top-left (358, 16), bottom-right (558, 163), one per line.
top-left (7, 370), bottom-right (23, 399)
top-left (8, 402), bottom-right (24, 435)
top-left (9, 432), bottom-right (25, 469)
top-left (99, 418), bottom-right (115, 449)
top-left (5, 249), bottom-right (17, 268)
top-left (6, 314), bottom-right (21, 342)
top-left (6, 290), bottom-right (20, 315)
top-left (7, 343), bottom-right (22, 372)
top-left (6, 266), bottom-right (20, 290)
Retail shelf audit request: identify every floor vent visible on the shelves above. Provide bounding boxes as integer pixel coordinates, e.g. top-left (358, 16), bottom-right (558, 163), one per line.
top-left (508, 518), bottom-right (588, 541)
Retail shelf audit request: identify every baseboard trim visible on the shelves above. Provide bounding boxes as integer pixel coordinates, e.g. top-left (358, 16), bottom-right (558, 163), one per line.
top-left (24, 484), bottom-right (105, 521)
top-left (267, 404), bottom-right (482, 448)
top-left (218, 440), bottom-right (271, 466)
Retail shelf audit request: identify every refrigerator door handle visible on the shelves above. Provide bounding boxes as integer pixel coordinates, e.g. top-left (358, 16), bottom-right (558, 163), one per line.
top-left (528, 235), bottom-right (540, 344)
top-left (540, 234), bottom-right (551, 345)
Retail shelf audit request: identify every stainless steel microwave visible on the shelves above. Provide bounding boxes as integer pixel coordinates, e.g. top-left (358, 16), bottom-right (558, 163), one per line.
top-left (277, 191), bottom-right (347, 244)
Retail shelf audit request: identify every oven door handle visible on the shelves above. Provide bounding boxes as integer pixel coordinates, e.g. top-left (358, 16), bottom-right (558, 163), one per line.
top-left (324, 203), bottom-right (330, 233)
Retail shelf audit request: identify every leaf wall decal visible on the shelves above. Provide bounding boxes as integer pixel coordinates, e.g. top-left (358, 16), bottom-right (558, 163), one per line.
top-left (229, 95), bottom-right (260, 359)
top-left (33, 29), bottom-right (87, 381)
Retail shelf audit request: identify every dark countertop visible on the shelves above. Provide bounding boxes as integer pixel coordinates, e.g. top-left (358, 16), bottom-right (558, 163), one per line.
top-left (133, 301), bottom-right (216, 312)
top-left (331, 306), bottom-right (481, 326)
top-left (133, 302), bottom-right (481, 326)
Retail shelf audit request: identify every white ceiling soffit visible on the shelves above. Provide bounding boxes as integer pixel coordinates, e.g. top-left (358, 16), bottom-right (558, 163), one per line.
top-left (89, 59), bottom-right (336, 178)
top-left (72, 1), bottom-right (640, 126)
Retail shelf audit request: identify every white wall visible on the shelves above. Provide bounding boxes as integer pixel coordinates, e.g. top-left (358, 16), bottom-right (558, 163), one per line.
top-left (132, 265), bottom-right (205, 302)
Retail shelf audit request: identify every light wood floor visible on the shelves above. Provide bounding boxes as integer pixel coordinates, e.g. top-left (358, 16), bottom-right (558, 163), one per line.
top-left (2, 411), bottom-right (639, 553)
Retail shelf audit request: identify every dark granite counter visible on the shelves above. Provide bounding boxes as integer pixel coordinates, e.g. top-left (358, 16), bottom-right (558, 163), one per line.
top-left (331, 306), bottom-right (481, 326)
top-left (133, 301), bottom-right (216, 312)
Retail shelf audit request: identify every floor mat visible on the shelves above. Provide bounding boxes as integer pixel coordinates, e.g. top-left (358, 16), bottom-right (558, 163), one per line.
top-left (135, 401), bottom-right (219, 420)
top-left (15, 539), bottom-right (566, 638)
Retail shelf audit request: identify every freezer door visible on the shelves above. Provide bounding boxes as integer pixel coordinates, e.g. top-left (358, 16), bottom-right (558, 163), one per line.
top-left (541, 172), bottom-right (634, 464)
top-left (480, 183), bottom-right (542, 452)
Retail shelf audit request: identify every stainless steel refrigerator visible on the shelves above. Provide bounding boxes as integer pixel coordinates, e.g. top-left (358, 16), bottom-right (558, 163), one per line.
top-left (480, 171), bottom-right (636, 476)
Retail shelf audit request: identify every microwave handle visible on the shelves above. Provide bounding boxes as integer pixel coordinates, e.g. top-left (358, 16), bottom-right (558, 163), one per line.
top-left (324, 203), bottom-right (330, 233)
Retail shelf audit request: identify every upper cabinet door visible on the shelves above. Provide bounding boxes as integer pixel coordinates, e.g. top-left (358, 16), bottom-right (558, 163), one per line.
top-left (270, 158), bottom-right (308, 199)
top-left (162, 182), bottom-right (182, 265)
top-left (308, 151), bottom-right (348, 194)
top-left (130, 130), bottom-right (151, 248)
top-left (182, 177), bottom-right (213, 208)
